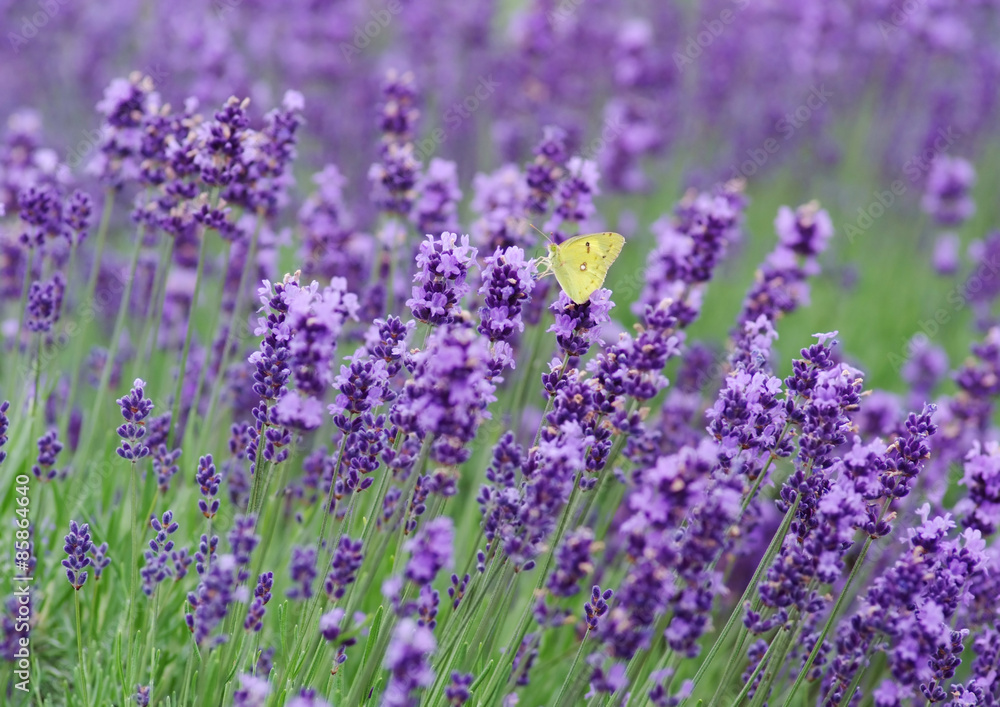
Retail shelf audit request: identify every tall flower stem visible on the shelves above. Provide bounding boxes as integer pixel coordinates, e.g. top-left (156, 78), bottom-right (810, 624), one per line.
top-left (193, 214), bottom-right (263, 457)
top-left (75, 591), bottom-right (91, 706)
top-left (133, 234), bottom-right (175, 378)
top-left (60, 189), bottom-right (114, 433)
top-left (553, 628), bottom-right (591, 707)
top-left (83, 189), bottom-right (115, 309)
top-left (72, 211), bottom-right (148, 487)
top-left (167, 225), bottom-right (211, 450)
top-left (126, 459), bottom-right (141, 687)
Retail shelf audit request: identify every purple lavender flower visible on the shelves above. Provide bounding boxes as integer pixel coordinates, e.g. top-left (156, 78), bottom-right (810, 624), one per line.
top-left (932, 232), bottom-right (961, 275)
top-left (298, 164), bottom-right (372, 288)
top-left (549, 288), bottom-right (615, 359)
top-left (369, 143), bottom-right (421, 217)
top-left (391, 323), bottom-right (496, 465)
top-left (826, 507), bottom-right (986, 703)
top-left (404, 517), bottom-right (454, 586)
top-left (134, 684), bottom-right (150, 706)
top-left (469, 164), bottom-right (531, 251)
top-left (31, 429), bottom-right (62, 482)
top-left (478, 246), bottom-right (536, 344)
top-left (116, 378), bottom-right (153, 461)
top-left (195, 454), bottom-right (221, 519)
top-left (774, 201), bottom-right (834, 258)
top-left (90, 543), bottom-right (110, 581)
top-left (525, 126), bottom-right (568, 214)
top-left (383, 619), bottom-right (436, 707)
top-left (636, 189), bottom-right (741, 324)
top-left (547, 527), bottom-right (595, 597)
top-left (957, 441), bottom-right (1000, 535)
top-left (186, 553), bottom-right (241, 646)
top-left (446, 672), bottom-right (474, 705)
top-left (900, 335), bottom-right (949, 405)
top-left (233, 672), bottom-right (270, 707)
top-left (325, 536), bottom-right (364, 600)
top-left (195, 533), bottom-right (219, 576)
top-left (0, 401), bottom-right (9, 466)
top-left (171, 548), bottom-right (192, 581)
top-left (319, 608), bottom-right (346, 642)
top-left (62, 521), bottom-right (92, 591)
top-left (545, 157), bottom-right (600, 240)
top-left (287, 688), bottom-right (332, 707)
top-left (25, 273), bottom-right (65, 333)
top-left (287, 546), bottom-right (317, 600)
top-left (228, 515), bottom-right (260, 567)
top-left (329, 350), bottom-right (392, 430)
top-left (414, 158), bottom-right (462, 237)
top-left (878, 404), bottom-right (938, 501)
top-left (152, 445), bottom-right (182, 493)
top-left (922, 155), bottom-right (976, 226)
top-left (141, 511), bottom-right (179, 596)
top-left (406, 232), bottom-right (478, 326)
top-left (584, 585), bottom-right (614, 631)
top-left (245, 572), bottom-right (273, 632)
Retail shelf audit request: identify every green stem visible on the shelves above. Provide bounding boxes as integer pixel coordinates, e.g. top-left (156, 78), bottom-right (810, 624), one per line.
top-left (134, 234), bottom-right (175, 375)
top-left (75, 591), bottom-right (91, 706)
top-left (126, 459), bottom-right (141, 691)
top-left (194, 214), bottom-right (262, 457)
top-left (84, 189), bottom-right (115, 309)
top-left (167, 226), bottom-right (211, 450)
top-left (553, 629), bottom-right (591, 707)
top-left (72, 213), bottom-right (148, 485)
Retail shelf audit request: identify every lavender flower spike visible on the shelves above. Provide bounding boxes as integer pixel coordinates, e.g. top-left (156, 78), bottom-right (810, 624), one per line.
top-left (62, 521), bottom-right (93, 591)
top-left (116, 378), bottom-right (154, 460)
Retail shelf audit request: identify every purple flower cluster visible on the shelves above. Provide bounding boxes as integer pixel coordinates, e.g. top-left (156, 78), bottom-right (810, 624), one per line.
top-left (636, 185), bottom-right (744, 325)
top-left (115, 379), bottom-right (154, 461)
top-left (25, 273), bottom-right (65, 333)
top-left (141, 511), bottom-right (180, 596)
top-left (404, 517), bottom-right (454, 586)
top-left (62, 521), bottom-right (93, 591)
top-left (391, 322), bottom-right (496, 464)
top-left (383, 619), bottom-right (436, 707)
top-left (922, 155), bottom-right (976, 226)
top-left (406, 232), bottom-right (477, 326)
top-left (31, 429), bottom-right (63, 482)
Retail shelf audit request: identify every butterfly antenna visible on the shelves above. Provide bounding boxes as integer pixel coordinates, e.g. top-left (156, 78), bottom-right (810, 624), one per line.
top-left (528, 222), bottom-right (553, 244)
top-left (527, 222), bottom-right (555, 278)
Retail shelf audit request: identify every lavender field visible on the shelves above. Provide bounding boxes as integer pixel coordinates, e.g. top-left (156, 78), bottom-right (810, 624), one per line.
top-left (1, 1), bottom-right (999, 705)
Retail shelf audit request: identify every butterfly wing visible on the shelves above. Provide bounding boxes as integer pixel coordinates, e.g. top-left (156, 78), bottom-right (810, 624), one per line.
top-left (552, 232), bottom-right (625, 304)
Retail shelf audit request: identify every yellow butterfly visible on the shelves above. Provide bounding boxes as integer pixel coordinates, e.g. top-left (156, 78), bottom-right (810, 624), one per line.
top-left (538, 232), bottom-right (626, 304)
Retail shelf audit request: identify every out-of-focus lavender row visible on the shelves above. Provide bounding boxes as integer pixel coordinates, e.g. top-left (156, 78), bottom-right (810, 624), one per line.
top-left (2, 0), bottom-right (999, 191)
